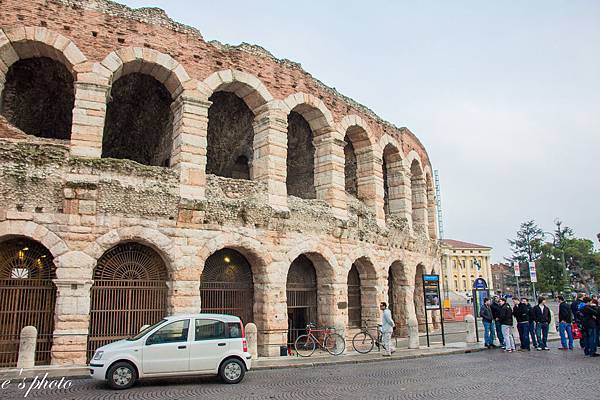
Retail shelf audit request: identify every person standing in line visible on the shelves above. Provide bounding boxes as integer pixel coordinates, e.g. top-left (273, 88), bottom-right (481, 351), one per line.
top-left (572, 292), bottom-right (585, 349)
top-left (533, 296), bottom-right (551, 351)
top-left (479, 297), bottom-right (495, 349)
top-left (524, 298), bottom-right (538, 349)
top-left (498, 297), bottom-right (515, 352)
top-left (491, 296), bottom-right (505, 348)
top-left (513, 297), bottom-right (531, 351)
top-left (557, 295), bottom-right (574, 350)
top-left (379, 302), bottom-right (395, 357)
top-left (581, 297), bottom-right (599, 357)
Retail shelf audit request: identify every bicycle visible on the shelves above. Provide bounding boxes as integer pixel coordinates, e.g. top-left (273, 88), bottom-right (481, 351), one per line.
top-left (352, 320), bottom-right (398, 354)
top-left (294, 323), bottom-right (346, 357)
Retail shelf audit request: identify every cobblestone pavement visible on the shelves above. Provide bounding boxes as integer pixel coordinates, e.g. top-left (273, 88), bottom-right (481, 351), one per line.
top-left (2, 345), bottom-right (598, 400)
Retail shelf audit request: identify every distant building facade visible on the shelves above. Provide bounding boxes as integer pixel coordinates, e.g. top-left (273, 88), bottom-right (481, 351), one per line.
top-left (441, 240), bottom-right (493, 303)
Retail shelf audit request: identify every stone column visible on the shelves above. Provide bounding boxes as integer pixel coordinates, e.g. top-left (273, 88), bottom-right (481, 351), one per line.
top-left (51, 279), bottom-right (93, 365)
top-left (427, 184), bottom-right (437, 239)
top-left (70, 82), bottom-right (110, 158)
top-left (171, 93), bottom-right (211, 200)
top-left (403, 286), bottom-right (420, 349)
top-left (411, 175), bottom-right (428, 236)
top-left (318, 281), bottom-right (347, 339)
top-left (254, 272), bottom-right (288, 357)
top-left (167, 280), bottom-right (201, 314)
top-left (355, 151), bottom-right (385, 226)
top-left (252, 107), bottom-right (289, 210)
top-left (245, 323), bottom-right (258, 359)
top-left (313, 129), bottom-right (347, 220)
top-left (17, 326), bottom-right (37, 369)
top-left (388, 165), bottom-right (412, 225)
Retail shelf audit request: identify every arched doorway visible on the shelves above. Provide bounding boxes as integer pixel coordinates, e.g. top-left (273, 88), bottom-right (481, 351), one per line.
top-left (88, 242), bottom-right (168, 361)
top-left (286, 255), bottom-right (317, 343)
top-left (0, 238), bottom-right (56, 367)
top-left (200, 248), bottom-right (254, 324)
top-left (347, 264), bottom-right (361, 327)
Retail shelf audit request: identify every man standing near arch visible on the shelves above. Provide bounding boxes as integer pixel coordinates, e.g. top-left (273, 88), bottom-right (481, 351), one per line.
top-left (380, 302), bottom-right (395, 356)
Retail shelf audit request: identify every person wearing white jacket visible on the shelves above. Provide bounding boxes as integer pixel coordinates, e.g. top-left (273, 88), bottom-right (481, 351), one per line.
top-left (380, 302), bottom-right (396, 356)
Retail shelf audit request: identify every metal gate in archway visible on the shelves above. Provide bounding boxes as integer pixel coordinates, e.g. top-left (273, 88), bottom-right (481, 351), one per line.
top-left (0, 238), bottom-right (56, 367)
top-left (347, 264), bottom-right (361, 327)
top-left (200, 249), bottom-right (254, 324)
top-left (286, 255), bottom-right (317, 343)
top-left (87, 242), bottom-right (168, 361)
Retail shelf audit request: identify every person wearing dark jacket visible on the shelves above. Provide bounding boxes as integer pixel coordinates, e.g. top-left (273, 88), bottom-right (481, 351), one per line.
top-left (533, 296), bottom-right (551, 350)
top-left (557, 295), bottom-right (574, 350)
top-left (513, 297), bottom-right (531, 350)
top-left (581, 297), bottom-right (599, 357)
top-left (479, 298), bottom-right (495, 348)
top-left (572, 293), bottom-right (585, 349)
top-left (491, 296), bottom-right (505, 348)
top-left (525, 298), bottom-right (538, 349)
top-left (498, 297), bottom-right (515, 352)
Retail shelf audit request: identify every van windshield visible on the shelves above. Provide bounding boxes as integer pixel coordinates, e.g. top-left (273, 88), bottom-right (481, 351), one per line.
top-left (128, 319), bottom-right (167, 341)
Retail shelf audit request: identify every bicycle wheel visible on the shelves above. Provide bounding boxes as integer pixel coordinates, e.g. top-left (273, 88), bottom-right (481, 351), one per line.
top-left (324, 333), bottom-right (346, 356)
top-left (352, 331), bottom-right (375, 354)
top-left (295, 334), bottom-right (316, 357)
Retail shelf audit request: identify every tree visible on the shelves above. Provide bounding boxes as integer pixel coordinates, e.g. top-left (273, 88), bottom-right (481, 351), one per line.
top-left (537, 242), bottom-right (567, 296)
top-left (562, 237), bottom-right (600, 292)
top-left (505, 220), bottom-right (544, 295)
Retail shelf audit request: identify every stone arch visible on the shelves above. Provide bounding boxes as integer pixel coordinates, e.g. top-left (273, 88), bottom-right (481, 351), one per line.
top-left (282, 93), bottom-right (335, 134)
top-left (0, 220), bottom-right (69, 259)
top-left (97, 48), bottom-right (194, 167)
top-left (380, 138), bottom-right (411, 225)
top-left (0, 27), bottom-right (86, 140)
top-left (201, 71), bottom-right (272, 180)
top-left (85, 226), bottom-right (178, 277)
top-left (339, 115), bottom-right (379, 205)
top-left (410, 156), bottom-right (428, 236)
top-left (345, 255), bottom-right (379, 328)
top-left (202, 69), bottom-right (273, 113)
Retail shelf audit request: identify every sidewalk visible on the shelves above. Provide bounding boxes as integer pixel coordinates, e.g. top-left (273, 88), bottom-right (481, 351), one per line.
top-left (0, 336), bottom-right (561, 381)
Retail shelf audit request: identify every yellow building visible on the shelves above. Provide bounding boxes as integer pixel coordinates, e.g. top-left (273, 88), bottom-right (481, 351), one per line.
top-left (440, 240), bottom-right (493, 303)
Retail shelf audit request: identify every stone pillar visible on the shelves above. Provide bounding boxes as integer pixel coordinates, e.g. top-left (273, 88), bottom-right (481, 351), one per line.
top-left (255, 264), bottom-right (288, 357)
top-left (171, 93), bottom-right (211, 200)
top-left (318, 280), bottom-right (347, 340)
top-left (313, 129), bottom-right (347, 220)
top-left (403, 285), bottom-right (420, 349)
top-left (427, 184), bottom-right (437, 240)
top-left (245, 323), bottom-right (258, 360)
top-left (51, 280), bottom-right (93, 365)
top-left (252, 107), bottom-right (289, 210)
top-left (549, 309), bottom-right (558, 334)
top-left (408, 318), bottom-right (420, 349)
top-left (167, 280), bottom-right (201, 314)
top-left (411, 175), bottom-right (428, 235)
top-left (17, 326), bottom-right (37, 369)
top-left (70, 82), bottom-right (110, 158)
top-left (355, 151), bottom-right (385, 226)
top-left (465, 314), bottom-right (477, 343)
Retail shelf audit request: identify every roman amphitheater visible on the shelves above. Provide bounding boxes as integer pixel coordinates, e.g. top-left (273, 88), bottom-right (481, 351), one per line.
top-left (0, 0), bottom-right (441, 366)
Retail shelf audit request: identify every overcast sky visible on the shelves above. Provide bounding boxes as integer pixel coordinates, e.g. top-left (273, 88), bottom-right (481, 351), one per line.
top-left (119, 0), bottom-right (600, 261)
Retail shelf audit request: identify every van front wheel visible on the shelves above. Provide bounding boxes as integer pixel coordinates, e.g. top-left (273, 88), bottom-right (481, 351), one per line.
top-left (219, 358), bottom-right (245, 384)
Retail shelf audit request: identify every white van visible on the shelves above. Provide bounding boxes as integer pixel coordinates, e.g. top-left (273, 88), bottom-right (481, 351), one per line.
top-left (89, 314), bottom-right (252, 389)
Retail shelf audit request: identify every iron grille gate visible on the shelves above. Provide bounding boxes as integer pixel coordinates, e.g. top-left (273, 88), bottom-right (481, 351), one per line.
top-left (286, 255), bottom-right (317, 343)
top-left (87, 242), bottom-right (168, 361)
top-left (200, 249), bottom-right (254, 324)
top-left (347, 264), bottom-right (361, 327)
top-left (0, 238), bottom-right (56, 367)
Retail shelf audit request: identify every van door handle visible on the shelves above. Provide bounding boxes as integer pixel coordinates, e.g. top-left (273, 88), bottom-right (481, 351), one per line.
top-left (178, 345), bottom-right (187, 349)
top-left (217, 343), bottom-right (226, 346)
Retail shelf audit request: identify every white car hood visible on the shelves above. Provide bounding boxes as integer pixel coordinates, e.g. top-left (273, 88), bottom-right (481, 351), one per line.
top-left (97, 338), bottom-right (140, 352)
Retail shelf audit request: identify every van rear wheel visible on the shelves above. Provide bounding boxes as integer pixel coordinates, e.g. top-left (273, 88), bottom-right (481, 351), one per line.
top-left (219, 358), bottom-right (245, 384)
top-left (107, 361), bottom-right (137, 390)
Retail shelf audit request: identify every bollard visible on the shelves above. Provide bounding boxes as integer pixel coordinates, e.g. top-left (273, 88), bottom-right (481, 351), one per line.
top-left (245, 323), bottom-right (258, 360)
top-left (548, 309), bottom-right (558, 334)
top-left (408, 318), bottom-right (419, 349)
top-left (17, 326), bottom-right (37, 369)
top-left (465, 314), bottom-right (477, 343)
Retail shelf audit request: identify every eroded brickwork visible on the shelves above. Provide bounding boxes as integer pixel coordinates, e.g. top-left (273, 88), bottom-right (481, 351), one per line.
top-left (0, 0), bottom-right (442, 365)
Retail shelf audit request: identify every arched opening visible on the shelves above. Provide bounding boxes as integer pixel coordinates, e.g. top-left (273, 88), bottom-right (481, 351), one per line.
top-left (206, 92), bottom-right (254, 179)
top-left (347, 264), bottom-right (361, 327)
top-left (414, 264), bottom-right (426, 329)
top-left (382, 144), bottom-right (408, 220)
top-left (102, 73), bottom-right (173, 166)
top-left (88, 242), bottom-right (168, 361)
top-left (200, 248), bottom-right (254, 324)
top-left (0, 57), bottom-right (74, 140)
top-left (344, 135), bottom-right (358, 196)
top-left (0, 238), bottom-right (56, 367)
top-left (286, 111), bottom-right (316, 199)
top-left (286, 255), bottom-right (317, 343)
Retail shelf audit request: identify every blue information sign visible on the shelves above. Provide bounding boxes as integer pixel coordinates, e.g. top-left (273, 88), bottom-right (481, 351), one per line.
top-left (473, 278), bottom-right (488, 290)
top-left (423, 275), bottom-right (439, 282)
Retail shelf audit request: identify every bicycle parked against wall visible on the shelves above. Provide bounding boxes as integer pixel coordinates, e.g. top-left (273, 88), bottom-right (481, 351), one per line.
top-left (352, 320), bottom-right (398, 354)
top-left (294, 323), bottom-right (346, 357)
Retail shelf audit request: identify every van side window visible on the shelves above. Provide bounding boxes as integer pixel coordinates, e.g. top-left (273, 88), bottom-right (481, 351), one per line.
top-left (227, 323), bottom-right (242, 338)
top-left (195, 319), bottom-right (226, 341)
top-left (146, 319), bottom-right (189, 345)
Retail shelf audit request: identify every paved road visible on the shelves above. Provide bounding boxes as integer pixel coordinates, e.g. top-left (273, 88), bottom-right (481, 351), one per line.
top-left (2, 345), bottom-right (598, 400)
